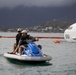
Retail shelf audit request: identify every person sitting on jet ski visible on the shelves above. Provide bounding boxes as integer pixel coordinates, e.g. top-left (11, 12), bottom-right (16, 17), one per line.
top-left (13, 30), bottom-right (39, 55)
top-left (9, 28), bottom-right (22, 54)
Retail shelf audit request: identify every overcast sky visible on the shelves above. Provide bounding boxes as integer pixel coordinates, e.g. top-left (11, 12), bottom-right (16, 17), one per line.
top-left (0, 0), bottom-right (76, 8)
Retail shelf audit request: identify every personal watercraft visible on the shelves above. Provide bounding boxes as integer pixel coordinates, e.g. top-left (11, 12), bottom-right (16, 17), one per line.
top-left (4, 42), bottom-right (52, 62)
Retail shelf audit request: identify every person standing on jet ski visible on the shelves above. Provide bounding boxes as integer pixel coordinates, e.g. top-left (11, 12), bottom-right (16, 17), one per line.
top-left (13, 30), bottom-right (39, 55)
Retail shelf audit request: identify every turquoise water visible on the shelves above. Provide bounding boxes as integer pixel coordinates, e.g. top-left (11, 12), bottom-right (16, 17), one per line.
top-left (0, 32), bottom-right (76, 75)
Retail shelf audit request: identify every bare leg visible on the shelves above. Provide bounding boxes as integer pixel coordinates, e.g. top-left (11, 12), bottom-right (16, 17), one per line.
top-left (19, 46), bottom-right (23, 55)
top-left (13, 46), bottom-right (19, 54)
top-left (13, 43), bottom-right (16, 52)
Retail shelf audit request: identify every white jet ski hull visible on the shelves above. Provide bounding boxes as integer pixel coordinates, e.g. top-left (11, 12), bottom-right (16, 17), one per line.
top-left (4, 53), bottom-right (52, 62)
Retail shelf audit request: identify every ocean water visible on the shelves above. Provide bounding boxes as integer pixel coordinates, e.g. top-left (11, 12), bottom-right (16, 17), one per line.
top-left (0, 32), bottom-right (76, 75)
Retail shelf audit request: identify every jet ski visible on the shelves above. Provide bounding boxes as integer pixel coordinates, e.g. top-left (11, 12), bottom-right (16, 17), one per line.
top-left (4, 42), bottom-right (52, 62)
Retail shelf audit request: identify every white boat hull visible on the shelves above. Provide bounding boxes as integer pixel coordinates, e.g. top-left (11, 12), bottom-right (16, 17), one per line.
top-left (4, 53), bottom-right (52, 62)
top-left (64, 23), bottom-right (76, 42)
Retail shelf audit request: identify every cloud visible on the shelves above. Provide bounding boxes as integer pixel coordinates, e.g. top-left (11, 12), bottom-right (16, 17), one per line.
top-left (0, 0), bottom-right (76, 8)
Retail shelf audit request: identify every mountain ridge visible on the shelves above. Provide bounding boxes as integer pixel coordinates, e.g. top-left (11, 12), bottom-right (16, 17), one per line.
top-left (0, 19), bottom-right (72, 33)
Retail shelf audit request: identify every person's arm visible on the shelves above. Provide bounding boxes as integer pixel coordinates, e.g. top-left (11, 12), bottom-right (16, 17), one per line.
top-left (16, 34), bottom-right (18, 45)
top-left (29, 35), bottom-right (39, 41)
top-left (34, 37), bottom-right (39, 41)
